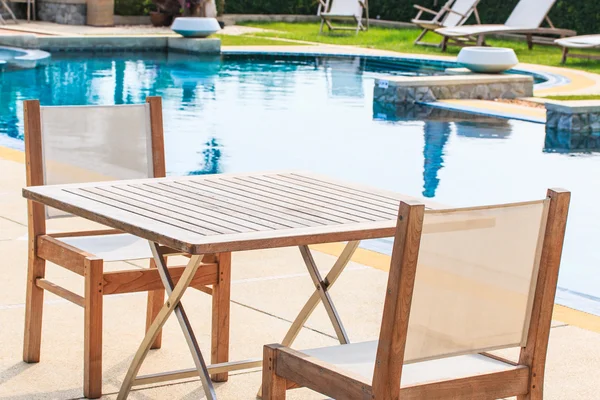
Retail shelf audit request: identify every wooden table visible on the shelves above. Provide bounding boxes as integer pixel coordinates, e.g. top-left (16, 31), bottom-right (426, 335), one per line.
top-left (23, 172), bottom-right (430, 399)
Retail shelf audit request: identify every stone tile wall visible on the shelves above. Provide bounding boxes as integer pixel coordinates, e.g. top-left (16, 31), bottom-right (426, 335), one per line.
top-left (37, 1), bottom-right (86, 25)
top-left (373, 79), bottom-right (534, 104)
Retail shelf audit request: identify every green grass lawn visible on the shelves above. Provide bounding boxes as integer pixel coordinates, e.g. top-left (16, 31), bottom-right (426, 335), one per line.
top-left (217, 34), bottom-right (306, 46)
top-left (230, 22), bottom-right (600, 74)
top-left (542, 95), bottom-right (600, 101)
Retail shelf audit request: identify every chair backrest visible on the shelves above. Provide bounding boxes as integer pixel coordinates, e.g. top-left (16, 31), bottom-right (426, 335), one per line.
top-left (442, 0), bottom-right (479, 28)
top-left (505, 0), bottom-right (556, 28)
top-left (327, 0), bottom-right (364, 18)
top-left (373, 190), bottom-right (569, 394)
top-left (24, 97), bottom-right (165, 219)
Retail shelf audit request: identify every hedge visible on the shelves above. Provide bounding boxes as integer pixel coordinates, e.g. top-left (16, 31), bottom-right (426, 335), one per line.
top-left (223, 0), bottom-right (600, 35)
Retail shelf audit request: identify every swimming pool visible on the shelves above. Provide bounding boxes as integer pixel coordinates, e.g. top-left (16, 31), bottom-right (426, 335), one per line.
top-left (1, 51), bottom-right (598, 315)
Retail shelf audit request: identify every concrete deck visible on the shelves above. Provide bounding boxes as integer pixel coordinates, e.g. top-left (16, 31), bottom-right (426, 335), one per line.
top-left (1, 147), bottom-right (599, 399)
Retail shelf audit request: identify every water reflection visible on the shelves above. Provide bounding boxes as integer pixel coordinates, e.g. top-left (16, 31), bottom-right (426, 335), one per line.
top-left (188, 138), bottom-right (223, 175)
top-left (319, 56), bottom-right (365, 98)
top-left (374, 103), bottom-right (514, 197)
top-left (544, 129), bottom-right (600, 153)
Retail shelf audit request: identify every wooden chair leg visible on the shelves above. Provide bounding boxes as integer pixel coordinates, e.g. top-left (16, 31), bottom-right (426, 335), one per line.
top-left (262, 345), bottom-right (287, 400)
top-left (561, 47), bottom-right (569, 64)
top-left (146, 259), bottom-right (165, 350)
top-left (84, 258), bottom-right (104, 399)
top-left (23, 253), bottom-right (46, 363)
top-left (211, 252), bottom-right (231, 382)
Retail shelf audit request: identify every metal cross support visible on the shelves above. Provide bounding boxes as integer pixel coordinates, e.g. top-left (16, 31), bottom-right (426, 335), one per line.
top-left (117, 242), bottom-right (216, 400)
top-left (257, 241), bottom-right (360, 397)
top-left (285, 241), bottom-right (360, 346)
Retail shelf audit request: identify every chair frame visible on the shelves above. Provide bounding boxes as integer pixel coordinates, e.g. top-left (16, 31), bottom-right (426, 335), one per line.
top-left (439, 15), bottom-right (575, 52)
top-left (0, 0), bottom-right (18, 24)
top-left (558, 37), bottom-right (600, 64)
top-left (412, 0), bottom-right (481, 47)
top-left (318, 0), bottom-right (369, 35)
top-left (9, 0), bottom-right (35, 21)
top-left (22, 97), bottom-right (231, 399)
top-left (263, 189), bottom-right (570, 400)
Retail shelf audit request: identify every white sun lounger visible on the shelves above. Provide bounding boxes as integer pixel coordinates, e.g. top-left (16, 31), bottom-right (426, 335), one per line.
top-left (318, 0), bottom-right (369, 35)
top-left (436, 0), bottom-right (575, 51)
top-left (556, 35), bottom-right (600, 63)
top-left (412, 0), bottom-right (481, 47)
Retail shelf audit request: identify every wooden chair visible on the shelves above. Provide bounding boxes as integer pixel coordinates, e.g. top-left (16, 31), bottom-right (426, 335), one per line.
top-left (318, 0), bottom-right (369, 35)
top-left (22, 97), bottom-right (231, 399)
top-left (263, 189), bottom-right (570, 400)
top-left (6, 0), bottom-right (35, 21)
top-left (436, 0), bottom-right (576, 51)
top-left (411, 0), bottom-right (481, 47)
top-left (0, 0), bottom-right (18, 23)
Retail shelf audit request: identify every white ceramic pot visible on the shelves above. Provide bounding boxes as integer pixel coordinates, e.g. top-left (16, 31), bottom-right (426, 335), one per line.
top-left (457, 47), bottom-right (519, 74)
top-left (171, 17), bottom-right (221, 38)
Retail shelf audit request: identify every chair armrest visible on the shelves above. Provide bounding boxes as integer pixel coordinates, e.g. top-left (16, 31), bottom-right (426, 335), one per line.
top-left (446, 8), bottom-right (467, 17)
top-left (265, 344), bottom-right (373, 399)
top-left (413, 4), bottom-right (439, 15)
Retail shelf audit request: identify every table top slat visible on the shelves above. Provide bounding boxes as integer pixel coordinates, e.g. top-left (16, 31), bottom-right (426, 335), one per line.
top-left (149, 182), bottom-right (319, 228)
top-left (180, 180), bottom-right (355, 225)
top-left (271, 174), bottom-right (401, 210)
top-left (188, 180), bottom-right (364, 224)
top-left (238, 175), bottom-right (398, 219)
top-left (23, 172), bottom-right (435, 254)
top-left (288, 172), bottom-right (411, 205)
top-left (69, 188), bottom-right (225, 235)
top-left (123, 184), bottom-right (293, 230)
top-left (103, 185), bottom-right (271, 233)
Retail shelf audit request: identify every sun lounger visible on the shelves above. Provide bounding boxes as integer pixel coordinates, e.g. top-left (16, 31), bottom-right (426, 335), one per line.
top-left (318, 0), bottom-right (368, 35)
top-left (556, 34), bottom-right (600, 63)
top-left (0, 0), bottom-right (18, 24)
top-left (436, 0), bottom-right (576, 51)
top-left (412, 0), bottom-right (481, 47)
top-left (262, 190), bottom-right (571, 400)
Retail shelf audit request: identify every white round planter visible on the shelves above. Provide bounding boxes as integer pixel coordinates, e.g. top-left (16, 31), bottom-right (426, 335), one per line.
top-left (171, 17), bottom-right (221, 38)
top-left (457, 47), bottom-right (519, 74)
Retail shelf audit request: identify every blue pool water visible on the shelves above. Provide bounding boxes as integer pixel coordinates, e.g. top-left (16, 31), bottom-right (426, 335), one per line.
top-left (1, 52), bottom-right (599, 315)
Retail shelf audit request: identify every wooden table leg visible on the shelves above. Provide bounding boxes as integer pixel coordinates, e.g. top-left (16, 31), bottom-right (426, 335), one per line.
top-left (211, 252), bottom-right (231, 382)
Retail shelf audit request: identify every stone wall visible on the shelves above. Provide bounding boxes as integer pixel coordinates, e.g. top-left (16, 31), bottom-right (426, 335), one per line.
top-left (545, 101), bottom-right (600, 152)
top-left (373, 75), bottom-right (534, 104)
top-left (546, 109), bottom-right (600, 133)
top-left (37, 0), bottom-right (86, 25)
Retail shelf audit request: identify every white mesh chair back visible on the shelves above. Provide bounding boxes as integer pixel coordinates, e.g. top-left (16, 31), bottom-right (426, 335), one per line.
top-left (505, 0), bottom-right (556, 28)
top-left (404, 200), bottom-right (549, 363)
top-left (40, 104), bottom-right (154, 218)
top-left (328, 0), bottom-right (363, 18)
top-left (442, 0), bottom-right (478, 28)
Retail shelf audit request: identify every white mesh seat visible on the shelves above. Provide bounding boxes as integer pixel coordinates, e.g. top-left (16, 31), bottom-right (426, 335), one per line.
top-left (318, 0), bottom-right (368, 34)
top-left (58, 234), bottom-right (154, 262)
top-left (303, 341), bottom-right (516, 386)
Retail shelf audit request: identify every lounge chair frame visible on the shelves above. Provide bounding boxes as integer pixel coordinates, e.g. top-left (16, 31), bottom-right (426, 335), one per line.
top-left (263, 189), bottom-right (570, 400)
top-left (437, 0), bottom-right (576, 52)
top-left (22, 97), bottom-right (230, 399)
top-left (0, 0), bottom-right (18, 24)
top-left (412, 0), bottom-right (481, 47)
top-left (557, 35), bottom-right (600, 64)
top-left (318, 0), bottom-right (369, 35)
